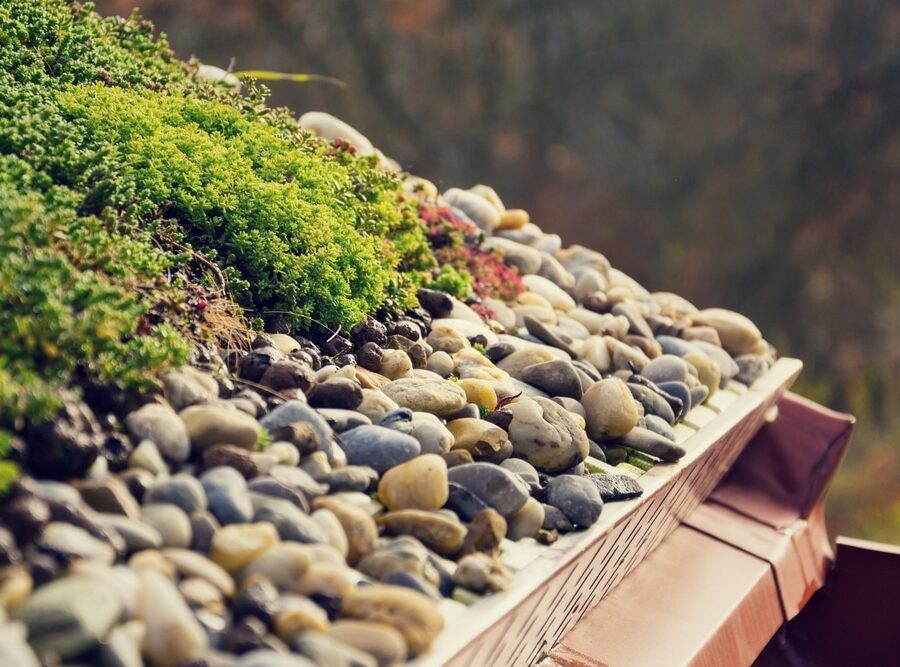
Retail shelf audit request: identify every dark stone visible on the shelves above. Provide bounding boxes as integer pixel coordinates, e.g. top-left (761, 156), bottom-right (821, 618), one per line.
top-left (588, 440), bottom-right (607, 462)
top-left (23, 393), bottom-right (103, 480)
top-left (259, 360), bottom-right (316, 394)
top-left (404, 306), bottom-right (432, 332)
top-left (545, 475), bottom-right (604, 528)
top-left (441, 450), bottom-right (474, 468)
top-left (25, 547), bottom-right (61, 585)
top-left (190, 511), bottom-right (220, 553)
top-left (247, 478), bottom-right (310, 512)
top-left (445, 482), bottom-right (490, 522)
top-left (144, 474), bottom-right (207, 514)
top-left (308, 378), bottom-right (363, 410)
top-left (587, 473), bottom-right (644, 502)
top-left (448, 403), bottom-right (480, 421)
top-left (233, 577), bottom-right (279, 628)
top-left (350, 319), bottom-right (388, 349)
top-left (581, 292), bottom-right (610, 313)
top-left (523, 316), bottom-right (576, 357)
top-left (484, 342), bottom-right (516, 364)
top-left (447, 463), bottom-right (529, 518)
top-left (656, 381), bottom-right (692, 421)
top-left (541, 504), bottom-right (576, 533)
top-left (119, 468), bottom-right (155, 504)
top-left (460, 508), bottom-right (506, 557)
top-left (386, 320), bottom-right (422, 341)
top-left (333, 354), bottom-right (356, 368)
top-left (232, 389), bottom-right (268, 417)
top-left (200, 445), bottom-right (260, 479)
top-left (627, 383), bottom-right (676, 424)
top-left (316, 466), bottom-right (378, 493)
top-left (320, 333), bottom-right (352, 358)
top-left (80, 378), bottom-right (128, 417)
top-left (385, 571), bottom-right (442, 600)
top-left (417, 288), bottom-right (454, 318)
top-left (238, 347), bottom-right (284, 382)
top-left (268, 465), bottom-right (329, 498)
top-left (378, 408), bottom-right (414, 434)
top-left (253, 501), bottom-right (328, 544)
top-left (259, 400), bottom-right (333, 458)
top-left (356, 342), bottom-right (384, 371)
top-left (336, 425), bottom-right (420, 475)
top-left (614, 427), bottom-right (685, 462)
top-left (251, 334), bottom-right (277, 349)
top-left (100, 433), bottom-right (133, 472)
top-left (317, 409), bottom-right (372, 433)
top-left (520, 360), bottom-right (583, 399)
top-left (483, 409), bottom-right (513, 431)
top-left (46, 499), bottom-right (125, 554)
top-left (1, 494), bottom-right (51, 544)
top-left (267, 422), bottom-right (322, 456)
top-left (604, 446), bottom-right (628, 466)
top-left (225, 616), bottom-right (271, 655)
top-left (386, 335), bottom-right (427, 368)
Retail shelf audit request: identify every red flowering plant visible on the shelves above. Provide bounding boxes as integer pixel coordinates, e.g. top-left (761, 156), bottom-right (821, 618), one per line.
top-left (418, 203), bottom-right (525, 318)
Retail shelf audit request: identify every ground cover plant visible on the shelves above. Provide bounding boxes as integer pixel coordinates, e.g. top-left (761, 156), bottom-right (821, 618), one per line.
top-left (0, 0), bottom-right (443, 484)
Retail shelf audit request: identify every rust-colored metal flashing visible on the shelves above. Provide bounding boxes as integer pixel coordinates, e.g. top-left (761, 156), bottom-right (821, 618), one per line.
top-left (546, 392), bottom-right (854, 667)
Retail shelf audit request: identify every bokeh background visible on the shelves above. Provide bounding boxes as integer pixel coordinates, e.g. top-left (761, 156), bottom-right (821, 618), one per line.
top-left (95, 0), bottom-right (900, 542)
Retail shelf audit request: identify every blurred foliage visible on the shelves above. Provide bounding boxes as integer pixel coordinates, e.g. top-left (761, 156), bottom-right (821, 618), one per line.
top-left (96, 0), bottom-right (900, 542)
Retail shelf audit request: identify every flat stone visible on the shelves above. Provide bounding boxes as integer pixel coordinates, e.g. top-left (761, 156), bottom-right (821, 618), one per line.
top-left (328, 620), bottom-right (408, 667)
top-left (36, 522), bottom-right (116, 565)
top-left (161, 548), bottom-right (235, 597)
top-left (137, 567), bottom-right (208, 667)
top-left (522, 274), bottom-right (576, 311)
top-left (14, 574), bottom-right (122, 658)
top-left (447, 463), bottom-right (530, 517)
top-left (628, 383), bottom-right (676, 424)
top-left (519, 359), bottom-right (583, 399)
top-left (377, 510), bottom-right (467, 558)
top-left (506, 397), bottom-right (589, 473)
top-left (644, 414), bottom-right (677, 440)
top-left (615, 427), bottom-right (686, 462)
top-left (409, 413), bottom-right (453, 454)
top-left (444, 482), bottom-right (490, 522)
top-left (309, 377), bottom-right (364, 410)
top-left (318, 409), bottom-right (373, 433)
top-left (587, 473), bottom-right (644, 502)
top-left (481, 236), bottom-right (542, 274)
top-left (72, 476), bottom-right (141, 519)
top-left (691, 308), bottom-right (763, 356)
top-left (641, 354), bottom-right (690, 384)
top-left (382, 377), bottom-right (467, 418)
top-left (545, 475), bottom-right (604, 528)
top-left (340, 584), bottom-right (444, 657)
top-left (443, 187), bottom-right (501, 231)
top-left (180, 404), bottom-right (261, 451)
top-left (95, 513), bottom-right (163, 553)
top-left (161, 366), bottom-right (219, 410)
top-left (447, 419), bottom-right (509, 459)
top-left (691, 340), bottom-right (740, 384)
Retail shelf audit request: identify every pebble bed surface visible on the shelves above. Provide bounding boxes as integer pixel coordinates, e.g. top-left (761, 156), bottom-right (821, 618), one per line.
top-left (0, 112), bottom-right (777, 667)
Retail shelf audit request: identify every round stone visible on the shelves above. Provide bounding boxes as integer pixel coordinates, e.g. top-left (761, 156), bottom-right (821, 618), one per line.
top-left (641, 355), bottom-right (690, 384)
top-left (210, 523), bottom-right (280, 573)
top-left (382, 377), bottom-right (468, 418)
top-left (519, 360), bottom-right (583, 399)
top-left (506, 397), bottom-right (589, 473)
top-left (691, 308), bottom-right (762, 356)
top-left (180, 404), bottom-right (261, 451)
top-left (137, 568), bottom-right (208, 667)
top-left (456, 379), bottom-right (498, 411)
top-left (545, 475), bottom-right (604, 528)
top-left (506, 497), bottom-right (545, 541)
top-left (683, 351), bottom-right (722, 398)
top-left (581, 377), bottom-right (639, 439)
top-left (125, 403), bottom-right (190, 463)
top-left (338, 425), bottom-right (421, 475)
top-left (141, 503), bottom-right (193, 549)
top-left (378, 454), bottom-right (449, 511)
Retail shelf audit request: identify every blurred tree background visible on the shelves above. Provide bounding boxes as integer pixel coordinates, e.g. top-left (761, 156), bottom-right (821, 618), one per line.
top-left (96, 0), bottom-right (900, 542)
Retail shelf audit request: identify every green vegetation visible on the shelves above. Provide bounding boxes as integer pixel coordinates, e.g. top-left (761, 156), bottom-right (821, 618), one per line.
top-left (0, 0), bottom-right (437, 486)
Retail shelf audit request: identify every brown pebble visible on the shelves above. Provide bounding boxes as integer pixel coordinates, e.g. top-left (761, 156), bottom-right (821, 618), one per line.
top-left (460, 508), bottom-right (507, 557)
